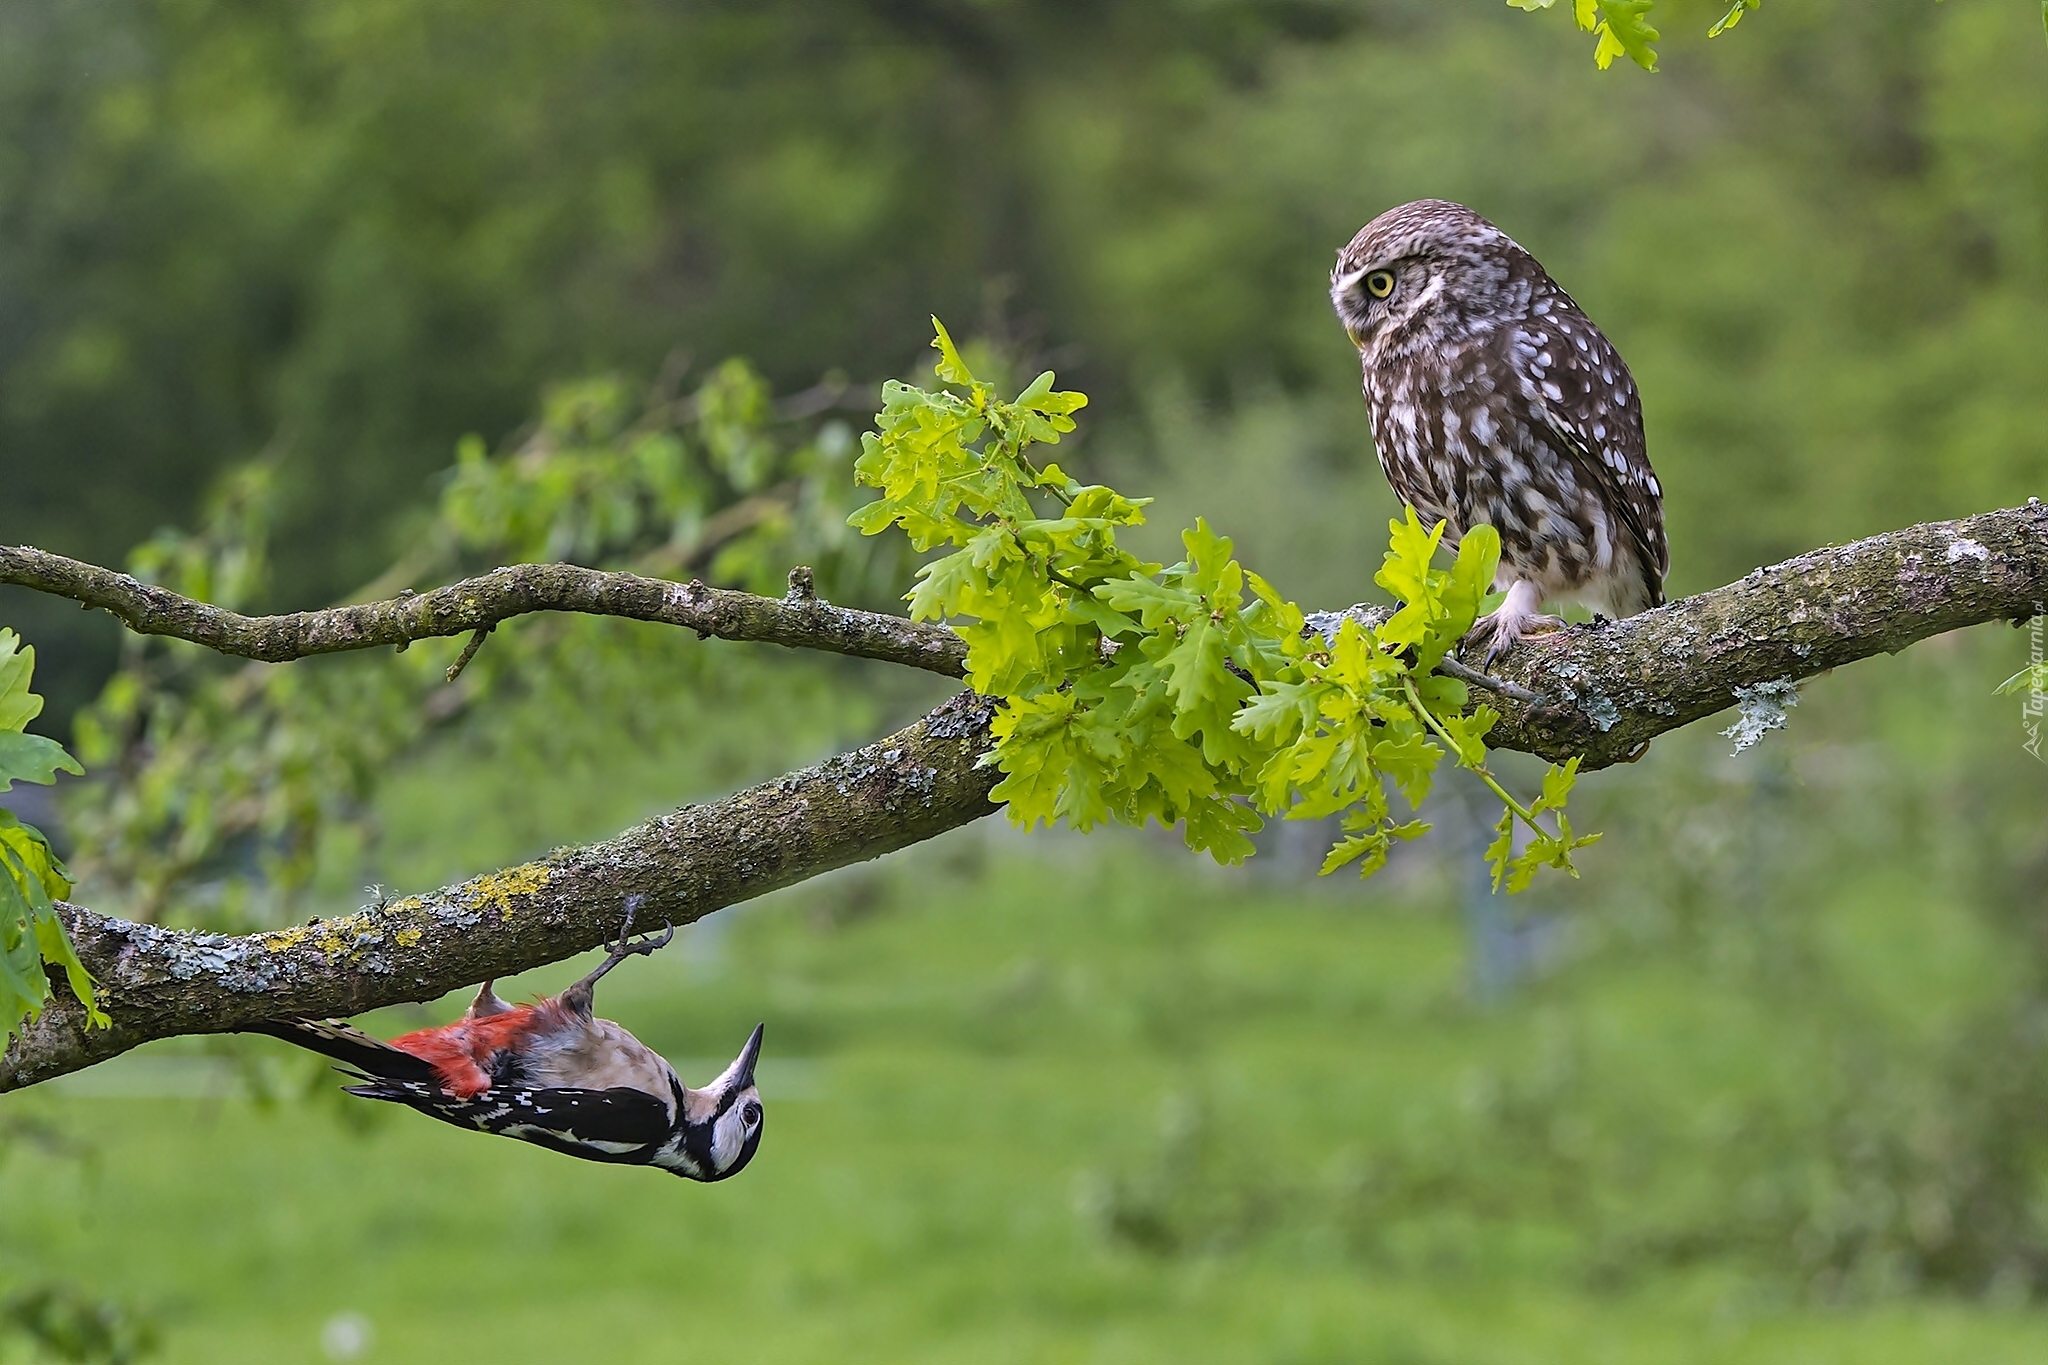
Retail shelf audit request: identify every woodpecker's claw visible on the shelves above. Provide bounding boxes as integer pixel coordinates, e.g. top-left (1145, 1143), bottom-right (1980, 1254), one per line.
top-left (608, 894), bottom-right (674, 959)
top-left (561, 896), bottom-right (679, 1011)
top-left (617, 921), bottom-right (676, 960)
top-left (465, 979), bottom-right (514, 1019)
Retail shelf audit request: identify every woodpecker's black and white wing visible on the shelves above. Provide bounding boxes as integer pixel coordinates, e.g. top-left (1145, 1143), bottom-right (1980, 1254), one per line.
top-left (345, 1077), bottom-right (677, 1164)
top-left (1505, 283), bottom-right (1668, 612)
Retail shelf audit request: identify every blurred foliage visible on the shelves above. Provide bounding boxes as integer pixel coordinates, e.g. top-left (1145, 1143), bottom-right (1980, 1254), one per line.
top-left (60, 359), bottom-right (903, 929)
top-left (0, 1283), bottom-right (159, 1365)
top-left (0, 0), bottom-right (1390, 621)
top-left (0, 1119), bottom-right (157, 1364)
top-left (4, 0), bottom-right (2044, 732)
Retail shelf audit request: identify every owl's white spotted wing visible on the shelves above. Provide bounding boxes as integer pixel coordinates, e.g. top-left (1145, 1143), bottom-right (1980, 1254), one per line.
top-left (1509, 295), bottom-right (1668, 608)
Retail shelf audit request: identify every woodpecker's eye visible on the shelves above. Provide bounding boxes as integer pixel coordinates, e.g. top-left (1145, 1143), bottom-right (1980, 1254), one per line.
top-left (742, 1101), bottom-right (763, 1127)
top-left (1365, 270), bottom-right (1396, 301)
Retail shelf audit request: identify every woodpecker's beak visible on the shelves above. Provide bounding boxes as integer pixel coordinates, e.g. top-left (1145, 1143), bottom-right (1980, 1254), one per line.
top-left (709, 1022), bottom-right (764, 1093)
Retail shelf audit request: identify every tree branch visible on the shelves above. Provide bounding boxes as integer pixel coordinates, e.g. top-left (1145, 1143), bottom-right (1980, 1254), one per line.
top-left (1478, 501), bottom-right (2047, 767)
top-left (0, 545), bottom-right (969, 677)
top-left (5, 502), bottom-right (2044, 1090)
top-left (2, 692), bottom-right (1001, 1091)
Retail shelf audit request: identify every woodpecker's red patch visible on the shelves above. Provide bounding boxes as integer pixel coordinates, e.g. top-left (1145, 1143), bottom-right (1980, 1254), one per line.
top-left (389, 1005), bottom-right (558, 1099)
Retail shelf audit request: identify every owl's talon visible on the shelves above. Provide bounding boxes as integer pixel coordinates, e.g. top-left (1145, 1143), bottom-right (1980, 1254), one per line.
top-left (1478, 622), bottom-right (1568, 668)
top-left (1463, 580), bottom-right (1568, 666)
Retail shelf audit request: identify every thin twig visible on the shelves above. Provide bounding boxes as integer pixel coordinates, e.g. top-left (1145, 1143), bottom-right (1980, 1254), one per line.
top-left (1403, 674), bottom-right (1543, 836)
top-left (445, 625), bottom-right (493, 682)
top-left (1436, 655), bottom-right (1547, 706)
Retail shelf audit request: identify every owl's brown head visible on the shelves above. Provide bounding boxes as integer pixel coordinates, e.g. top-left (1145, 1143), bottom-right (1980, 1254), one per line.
top-left (1330, 199), bottom-right (1527, 361)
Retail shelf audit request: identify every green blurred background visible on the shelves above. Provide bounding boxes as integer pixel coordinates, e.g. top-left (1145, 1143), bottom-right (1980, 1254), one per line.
top-left (5, 0), bottom-right (2048, 1360)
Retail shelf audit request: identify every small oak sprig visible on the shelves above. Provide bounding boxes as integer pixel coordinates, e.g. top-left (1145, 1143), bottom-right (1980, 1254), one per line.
top-left (0, 630), bottom-right (106, 1051)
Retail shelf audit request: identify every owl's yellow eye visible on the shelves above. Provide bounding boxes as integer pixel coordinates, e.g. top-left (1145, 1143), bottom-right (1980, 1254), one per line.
top-left (1365, 270), bottom-right (1396, 300)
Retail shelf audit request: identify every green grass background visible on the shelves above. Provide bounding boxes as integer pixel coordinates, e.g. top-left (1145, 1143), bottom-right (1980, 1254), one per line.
top-left (9, 686), bottom-right (2048, 1364)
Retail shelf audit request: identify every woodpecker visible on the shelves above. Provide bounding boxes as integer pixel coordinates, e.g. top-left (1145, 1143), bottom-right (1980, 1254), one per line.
top-left (246, 902), bottom-right (764, 1181)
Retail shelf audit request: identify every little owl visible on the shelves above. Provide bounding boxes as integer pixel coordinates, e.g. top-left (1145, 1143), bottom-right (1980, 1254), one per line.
top-left (1331, 199), bottom-right (1667, 661)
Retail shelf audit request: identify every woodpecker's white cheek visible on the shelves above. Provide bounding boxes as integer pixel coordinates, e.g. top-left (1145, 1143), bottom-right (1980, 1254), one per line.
top-left (706, 1088), bottom-right (764, 1172)
top-left (709, 1110), bottom-right (744, 1170)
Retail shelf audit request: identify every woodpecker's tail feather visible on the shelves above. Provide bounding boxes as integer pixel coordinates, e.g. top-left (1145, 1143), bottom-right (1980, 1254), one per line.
top-left (334, 1075), bottom-right (485, 1131)
top-left (339, 1076), bottom-right (445, 1109)
top-left (243, 1018), bottom-right (438, 1082)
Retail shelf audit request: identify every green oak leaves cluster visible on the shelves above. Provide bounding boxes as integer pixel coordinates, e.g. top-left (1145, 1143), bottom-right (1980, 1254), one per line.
top-left (1507, 0), bottom-right (1665, 71)
top-left (0, 630), bottom-right (102, 1051)
top-left (853, 321), bottom-right (1598, 890)
top-left (1508, 0), bottom-right (1769, 72)
top-left (1502, 0), bottom-right (2001, 74)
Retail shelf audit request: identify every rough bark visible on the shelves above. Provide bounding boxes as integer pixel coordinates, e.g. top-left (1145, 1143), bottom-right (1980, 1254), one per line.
top-left (4, 501), bottom-right (2044, 1090)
